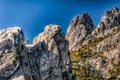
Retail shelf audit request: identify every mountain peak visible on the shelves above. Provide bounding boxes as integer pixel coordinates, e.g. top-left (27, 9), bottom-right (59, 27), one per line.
top-left (105, 7), bottom-right (120, 16)
top-left (81, 12), bottom-right (90, 17)
top-left (71, 12), bottom-right (93, 28)
top-left (92, 7), bottom-right (120, 36)
top-left (0, 25), bottom-right (74, 80)
top-left (44, 24), bottom-right (61, 33)
top-left (33, 24), bottom-right (62, 44)
top-left (66, 12), bottom-right (93, 51)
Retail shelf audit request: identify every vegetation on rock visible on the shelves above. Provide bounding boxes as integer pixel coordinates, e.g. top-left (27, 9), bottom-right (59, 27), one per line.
top-left (70, 26), bottom-right (120, 80)
top-left (24, 40), bottom-right (29, 44)
top-left (11, 50), bottom-right (17, 63)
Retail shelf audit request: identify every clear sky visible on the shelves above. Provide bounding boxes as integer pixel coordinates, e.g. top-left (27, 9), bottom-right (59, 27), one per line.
top-left (0, 0), bottom-right (120, 43)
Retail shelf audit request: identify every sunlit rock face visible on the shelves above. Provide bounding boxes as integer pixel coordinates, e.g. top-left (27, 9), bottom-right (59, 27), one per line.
top-left (66, 12), bottom-right (94, 51)
top-left (33, 24), bottom-right (73, 80)
top-left (33, 24), bottom-right (62, 53)
top-left (1, 7), bottom-right (120, 80)
top-left (67, 7), bottom-right (120, 79)
top-left (0, 27), bottom-right (24, 80)
top-left (0, 27), bottom-right (24, 53)
top-left (0, 25), bottom-right (74, 80)
top-left (92, 7), bottom-right (120, 37)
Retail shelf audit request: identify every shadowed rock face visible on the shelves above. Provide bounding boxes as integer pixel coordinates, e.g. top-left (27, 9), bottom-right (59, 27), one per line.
top-left (15, 42), bottom-right (63, 80)
top-left (1, 7), bottom-right (120, 80)
top-left (92, 7), bottom-right (120, 37)
top-left (33, 24), bottom-right (73, 80)
top-left (0, 25), bottom-right (74, 80)
top-left (0, 27), bottom-right (24, 80)
top-left (0, 27), bottom-right (24, 53)
top-left (66, 12), bottom-right (93, 51)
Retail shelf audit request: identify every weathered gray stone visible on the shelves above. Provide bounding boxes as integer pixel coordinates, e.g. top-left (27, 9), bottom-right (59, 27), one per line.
top-left (0, 27), bottom-right (24, 52)
top-left (33, 24), bottom-right (73, 80)
top-left (0, 26), bottom-right (74, 80)
top-left (0, 27), bottom-right (24, 80)
top-left (66, 7), bottom-right (120, 79)
top-left (66, 12), bottom-right (93, 51)
top-left (92, 7), bottom-right (120, 37)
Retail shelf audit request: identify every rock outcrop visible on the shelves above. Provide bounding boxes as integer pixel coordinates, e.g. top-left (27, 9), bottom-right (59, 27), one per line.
top-left (0, 27), bottom-right (24, 80)
top-left (69, 7), bottom-right (120, 80)
top-left (90, 30), bottom-right (120, 78)
top-left (33, 24), bottom-right (73, 80)
top-left (92, 7), bottom-right (120, 37)
top-left (0, 25), bottom-right (73, 80)
top-left (1, 7), bottom-right (120, 80)
top-left (0, 27), bottom-right (24, 53)
top-left (66, 12), bottom-right (94, 51)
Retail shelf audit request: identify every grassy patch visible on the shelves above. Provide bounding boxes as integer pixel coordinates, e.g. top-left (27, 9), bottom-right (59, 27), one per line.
top-left (11, 50), bottom-right (17, 63)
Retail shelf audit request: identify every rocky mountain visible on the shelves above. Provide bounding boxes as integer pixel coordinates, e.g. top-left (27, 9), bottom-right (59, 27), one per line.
top-left (66, 12), bottom-right (94, 51)
top-left (1, 7), bottom-right (120, 80)
top-left (0, 25), bottom-right (74, 80)
top-left (92, 7), bottom-right (120, 37)
top-left (33, 24), bottom-right (73, 80)
top-left (0, 27), bottom-right (24, 80)
top-left (69, 7), bottom-right (120, 80)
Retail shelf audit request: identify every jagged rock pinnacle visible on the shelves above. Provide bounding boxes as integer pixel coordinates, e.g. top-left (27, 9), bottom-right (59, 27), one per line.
top-left (0, 25), bottom-right (74, 80)
top-left (66, 12), bottom-right (93, 51)
top-left (92, 7), bottom-right (120, 36)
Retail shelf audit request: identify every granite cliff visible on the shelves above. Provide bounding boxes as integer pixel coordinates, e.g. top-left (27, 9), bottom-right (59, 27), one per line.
top-left (0, 7), bottom-right (120, 80)
top-left (68, 7), bottom-right (120, 80)
top-left (66, 12), bottom-right (94, 51)
top-left (0, 25), bottom-right (74, 80)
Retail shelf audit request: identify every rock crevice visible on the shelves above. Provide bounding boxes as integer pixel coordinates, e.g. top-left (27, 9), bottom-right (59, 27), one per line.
top-left (0, 25), bottom-right (74, 80)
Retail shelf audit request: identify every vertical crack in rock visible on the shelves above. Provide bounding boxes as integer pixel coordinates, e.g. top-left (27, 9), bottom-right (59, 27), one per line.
top-left (33, 24), bottom-right (74, 80)
top-left (0, 25), bottom-right (74, 80)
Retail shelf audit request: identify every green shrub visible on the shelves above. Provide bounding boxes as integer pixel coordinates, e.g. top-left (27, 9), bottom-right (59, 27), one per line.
top-left (72, 64), bottom-right (101, 80)
top-left (116, 26), bottom-right (120, 32)
top-left (11, 50), bottom-right (17, 63)
top-left (71, 47), bottom-right (101, 80)
top-left (24, 40), bottom-right (29, 44)
top-left (70, 26), bottom-right (120, 80)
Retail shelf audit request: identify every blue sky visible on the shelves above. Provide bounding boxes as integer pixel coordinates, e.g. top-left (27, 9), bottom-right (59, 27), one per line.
top-left (0, 0), bottom-right (120, 43)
